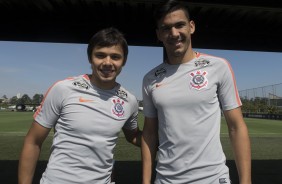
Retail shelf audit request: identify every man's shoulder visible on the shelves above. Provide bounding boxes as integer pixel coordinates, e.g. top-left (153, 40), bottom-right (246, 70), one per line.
top-left (51, 74), bottom-right (89, 91)
top-left (198, 52), bottom-right (227, 63)
top-left (144, 63), bottom-right (166, 79)
top-left (196, 53), bottom-right (231, 70)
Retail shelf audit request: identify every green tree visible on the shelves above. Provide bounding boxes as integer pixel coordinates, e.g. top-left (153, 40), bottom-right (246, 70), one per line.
top-left (18, 94), bottom-right (32, 104)
top-left (32, 94), bottom-right (43, 104)
top-left (241, 98), bottom-right (255, 113)
top-left (267, 106), bottom-right (278, 114)
top-left (10, 96), bottom-right (19, 105)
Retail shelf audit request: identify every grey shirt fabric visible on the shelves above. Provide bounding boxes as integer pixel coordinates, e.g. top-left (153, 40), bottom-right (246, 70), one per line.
top-left (34, 74), bottom-right (138, 184)
top-left (142, 52), bottom-right (241, 184)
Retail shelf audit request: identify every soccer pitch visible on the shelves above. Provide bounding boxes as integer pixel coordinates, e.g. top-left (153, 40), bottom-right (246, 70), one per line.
top-left (0, 111), bottom-right (282, 160)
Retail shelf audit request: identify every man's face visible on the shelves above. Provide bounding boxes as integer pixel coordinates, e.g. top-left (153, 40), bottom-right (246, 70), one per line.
top-left (89, 45), bottom-right (124, 89)
top-left (156, 9), bottom-right (195, 59)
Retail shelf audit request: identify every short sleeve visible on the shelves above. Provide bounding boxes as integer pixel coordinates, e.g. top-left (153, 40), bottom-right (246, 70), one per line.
top-left (123, 96), bottom-right (139, 130)
top-left (34, 81), bottom-right (65, 128)
top-left (142, 75), bottom-right (158, 118)
top-left (217, 60), bottom-right (242, 111)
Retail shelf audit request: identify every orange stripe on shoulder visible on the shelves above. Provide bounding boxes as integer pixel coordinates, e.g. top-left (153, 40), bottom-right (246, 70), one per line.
top-left (33, 77), bottom-right (74, 119)
top-left (222, 59), bottom-right (242, 106)
top-left (82, 74), bottom-right (90, 80)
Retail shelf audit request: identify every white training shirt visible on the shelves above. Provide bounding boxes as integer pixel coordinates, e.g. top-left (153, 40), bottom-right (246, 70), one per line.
top-left (34, 74), bottom-right (138, 184)
top-left (142, 52), bottom-right (241, 184)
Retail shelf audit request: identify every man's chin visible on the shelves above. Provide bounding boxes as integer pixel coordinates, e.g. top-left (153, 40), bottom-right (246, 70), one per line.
top-left (99, 72), bottom-right (116, 79)
top-left (172, 50), bottom-right (184, 57)
top-left (100, 76), bottom-right (116, 82)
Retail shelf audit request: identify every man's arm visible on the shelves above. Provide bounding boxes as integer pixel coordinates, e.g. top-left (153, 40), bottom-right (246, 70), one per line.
top-left (223, 107), bottom-right (252, 184)
top-left (18, 121), bottom-right (51, 184)
top-left (123, 127), bottom-right (142, 147)
top-left (141, 117), bottom-right (158, 184)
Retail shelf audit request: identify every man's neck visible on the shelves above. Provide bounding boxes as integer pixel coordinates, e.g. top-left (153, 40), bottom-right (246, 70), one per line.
top-left (167, 50), bottom-right (196, 65)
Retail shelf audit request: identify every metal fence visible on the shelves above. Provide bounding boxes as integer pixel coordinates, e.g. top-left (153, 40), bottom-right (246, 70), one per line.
top-left (239, 83), bottom-right (282, 115)
top-left (239, 83), bottom-right (282, 106)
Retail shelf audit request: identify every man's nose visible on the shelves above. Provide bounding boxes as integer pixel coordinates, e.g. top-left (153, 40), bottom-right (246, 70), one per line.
top-left (170, 27), bottom-right (180, 37)
top-left (103, 56), bottom-right (112, 65)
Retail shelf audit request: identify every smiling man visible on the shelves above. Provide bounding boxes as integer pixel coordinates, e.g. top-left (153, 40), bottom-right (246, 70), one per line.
top-left (141, 1), bottom-right (251, 184)
top-left (18, 27), bottom-right (141, 184)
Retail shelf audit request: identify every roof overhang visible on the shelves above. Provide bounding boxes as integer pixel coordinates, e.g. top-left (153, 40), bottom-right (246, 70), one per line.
top-left (0, 0), bottom-right (281, 52)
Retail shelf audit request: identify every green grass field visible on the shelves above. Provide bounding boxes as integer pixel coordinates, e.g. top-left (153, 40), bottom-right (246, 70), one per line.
top-left (0, 111), bottom-right (282, 161)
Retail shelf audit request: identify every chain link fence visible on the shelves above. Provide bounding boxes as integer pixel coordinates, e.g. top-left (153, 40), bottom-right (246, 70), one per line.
top-left (239, 83), bottom-right (282, 119)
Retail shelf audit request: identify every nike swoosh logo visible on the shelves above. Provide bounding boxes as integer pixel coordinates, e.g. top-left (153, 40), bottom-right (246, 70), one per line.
top-left (79, 97), bottom-right (94, 102)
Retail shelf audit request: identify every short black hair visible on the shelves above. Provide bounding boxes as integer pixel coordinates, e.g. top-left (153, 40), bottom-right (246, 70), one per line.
top-left (154, 0), bottom-right (191, 28)
top-left (87, 27), bottom-right (128, 66)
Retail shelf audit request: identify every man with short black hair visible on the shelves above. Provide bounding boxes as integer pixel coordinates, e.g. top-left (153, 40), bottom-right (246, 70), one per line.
top-left (141, 1), bottom-right (251, 183)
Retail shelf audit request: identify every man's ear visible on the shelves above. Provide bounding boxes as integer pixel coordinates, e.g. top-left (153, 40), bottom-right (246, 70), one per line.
top-left (190, 20), bottom-right (195, 34)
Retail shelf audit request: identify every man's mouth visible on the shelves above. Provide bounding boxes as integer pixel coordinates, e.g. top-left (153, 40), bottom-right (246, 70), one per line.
top-left (175, 40), bottom-right (182, 47)
top-left (169, 37), bottom-right (183, 47)
top-left (100, 68), bottom-right (114, 75)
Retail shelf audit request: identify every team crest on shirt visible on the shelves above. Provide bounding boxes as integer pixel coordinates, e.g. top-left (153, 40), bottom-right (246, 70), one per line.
top-left (189, 70), bottom-right (208, 90)
top-left (111, 98), bottom-right (125, 118)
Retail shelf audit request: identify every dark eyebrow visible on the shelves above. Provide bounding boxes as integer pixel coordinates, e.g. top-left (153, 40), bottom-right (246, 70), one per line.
top-left (159, 20), bottom-right (187, 29)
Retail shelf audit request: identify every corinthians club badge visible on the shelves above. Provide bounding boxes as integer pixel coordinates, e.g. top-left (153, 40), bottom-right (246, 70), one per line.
top-left (111, 98), bottom-right (125, 118)
top-left (189, 70), bottom-right (208, 90)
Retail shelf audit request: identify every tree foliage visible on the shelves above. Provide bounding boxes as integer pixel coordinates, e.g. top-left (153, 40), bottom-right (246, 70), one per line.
top-left (9, 94), bottom-right (43, 105)
top-left (241, 97), bottom-right (281, 114)
top-left (32, 94), bottom-right (44, 105)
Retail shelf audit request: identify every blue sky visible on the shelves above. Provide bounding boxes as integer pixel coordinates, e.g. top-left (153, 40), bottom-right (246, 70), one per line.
top-left (0, 41), bottom-right (282, 100)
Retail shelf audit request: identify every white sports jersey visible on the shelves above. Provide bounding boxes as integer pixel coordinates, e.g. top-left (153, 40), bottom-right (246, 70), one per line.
top-left (34, 74), bottom-right (138, 184)
top-left (142, 52), bottom-right (241, 184)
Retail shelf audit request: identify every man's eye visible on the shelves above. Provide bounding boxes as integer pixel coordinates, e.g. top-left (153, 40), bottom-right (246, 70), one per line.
top-left (111, 55), bottom-right (122, 60)
top-left (95, 54), bottom-right (105, 59)
top-left (175, 23), bottom-right (185, 29)
top-left (160, 26), bottom-right (170, 31)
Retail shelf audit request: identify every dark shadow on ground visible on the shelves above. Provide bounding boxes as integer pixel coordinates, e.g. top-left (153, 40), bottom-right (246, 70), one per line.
top-left (2, 160), bottom-right (281, 184)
